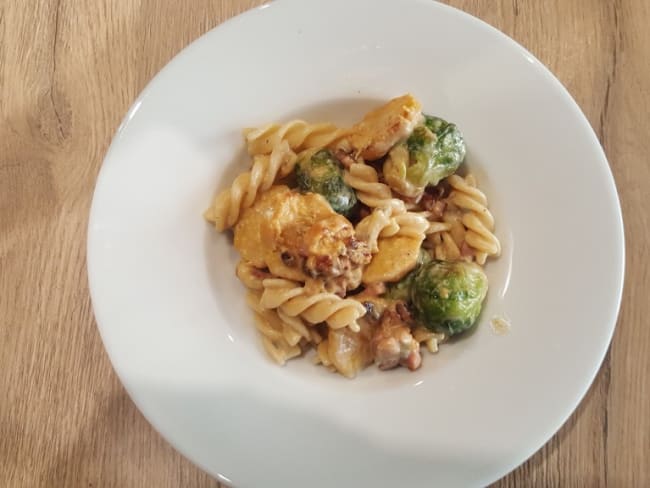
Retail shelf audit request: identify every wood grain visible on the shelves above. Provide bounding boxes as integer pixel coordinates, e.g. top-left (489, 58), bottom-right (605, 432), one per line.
top-left (1, 1), bottom-right (648, 486)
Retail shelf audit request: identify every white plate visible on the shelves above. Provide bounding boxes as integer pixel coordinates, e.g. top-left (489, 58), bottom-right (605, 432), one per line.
top-left (87, 0), bottom-right (624, 486)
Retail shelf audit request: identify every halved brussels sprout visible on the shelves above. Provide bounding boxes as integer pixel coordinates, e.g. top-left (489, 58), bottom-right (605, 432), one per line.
top-left (383, 115), bottom-right (466, 198)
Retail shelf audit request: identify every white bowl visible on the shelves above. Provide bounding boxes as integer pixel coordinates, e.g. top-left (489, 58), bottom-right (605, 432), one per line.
top-left (87, 0), bottom-right (625, 486)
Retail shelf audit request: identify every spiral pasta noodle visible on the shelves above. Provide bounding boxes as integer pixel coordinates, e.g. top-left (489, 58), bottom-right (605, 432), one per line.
top-left (446, 174), bottom-right (501, 264)
top-left (355, 205), bottom-right (432, 253)
top-left (421, 206), bottom-right (461, 260)
top-left (259, 278), bottom-right (366, 332)
top-left (204, 141), bottom-right (297, 231)
top-left (313, 340), bottom-right (337, 371)
top-left (381, 211), bottom-right (432, 239)
top-left (245, 291), bottom-right (304, 365)
top-left (243, 120), bottom-right (347, 156)
top-left (236, 260), bottom-right (272, 290)
top-left (427, 230), bottom-right (462, 261)
top-left (343, 163), bottom-right (403, 210)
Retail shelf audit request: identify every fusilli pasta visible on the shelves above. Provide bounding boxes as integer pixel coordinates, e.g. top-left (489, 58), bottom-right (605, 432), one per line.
top-left (259, 278), bottom-right (366, 332)
top-left (343, 163), bottom-right (403, 210)
top-left (236, 260), bottom-right (271, 290)
top-left (446, 174), bottom-right (500, 264)
top-left (427, 230), bottom-right (462, 261)
top-left (243, 120), bottom-right (346, 156)
top-left (246, 291), bottom-right (304, 365)
top-left (355, 205), bottom-right (431, 253)
top-left (204, 141), bottom-right (297, 231)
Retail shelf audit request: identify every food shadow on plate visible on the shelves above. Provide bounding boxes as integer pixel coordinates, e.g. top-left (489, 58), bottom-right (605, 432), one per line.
top-left (132, 380), bottom-right (504, 488)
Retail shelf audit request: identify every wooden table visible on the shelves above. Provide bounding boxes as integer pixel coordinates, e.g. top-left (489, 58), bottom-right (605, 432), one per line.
top-left (1, 1), bottom-right (648, 486)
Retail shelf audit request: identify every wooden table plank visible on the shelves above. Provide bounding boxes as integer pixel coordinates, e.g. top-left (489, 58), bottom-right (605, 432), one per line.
top-left (1, 1), bottom-right (647, 486)
top-left (601, 0), bottom-right (650, 485)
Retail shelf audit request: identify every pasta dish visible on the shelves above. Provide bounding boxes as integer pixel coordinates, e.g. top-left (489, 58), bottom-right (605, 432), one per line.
top-left (204, 94), bottom-right (500, 377)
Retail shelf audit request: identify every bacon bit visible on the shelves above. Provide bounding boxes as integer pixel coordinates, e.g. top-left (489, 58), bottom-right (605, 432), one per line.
top-left (419, 192), bottom-right (434, 210)
top-left (358, 205), bottom-right (371, 219)
top-left (426, 182), bottom-right (447, 200)
top-left (374, 336), bottom-right (401, 370)
top-left (371, 309), bottom-right (421, 371)
top-left (401, 194), bottom-right (422, 206)
top-left (251, 267), bottom-right (272, 280)
top-left (403, 349), bottom-right (422, 371)
top-left (420, 193), bottom-right (447, 219)
top-left (333, 149), bottom-right (359, 169)
top-left (348, 238), bottom-right (372, 266)
top-left (364, 282), bottom-right (387, 296)
top-left (303, 236), bottom-right (369, 294)
top-left (460, 240), bottom-right (474, 258)
top-left (431, 200), bottom-right (446, 220)
top-left (346, 237), bottom-right (360, 249)
top-left (395, 301), bottom-right (413, 323)
top-left (313, 255), bottom-right (333, 274)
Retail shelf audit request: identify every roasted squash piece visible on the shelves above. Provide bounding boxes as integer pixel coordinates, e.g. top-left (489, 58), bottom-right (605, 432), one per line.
top-left (362, 235), bottom-right (424, 284)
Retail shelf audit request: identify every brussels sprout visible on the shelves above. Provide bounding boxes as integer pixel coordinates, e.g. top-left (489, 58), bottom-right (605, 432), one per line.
top-left (410, 260), bottom-right (488, 336)
top-left (408, 115), bottom-right (466, 186)
top-left (384, 115), bottom-right (466, 196)
top-left (423, 114), bottom-right (450, 135)
top-left (295, 149), bottom-right (357, 217)
top-left (385, 249), bottom-right (432, 301)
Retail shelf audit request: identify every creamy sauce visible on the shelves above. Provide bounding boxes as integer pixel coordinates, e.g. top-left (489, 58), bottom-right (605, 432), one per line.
top-left (490, 315), bottom-right (511, 335)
